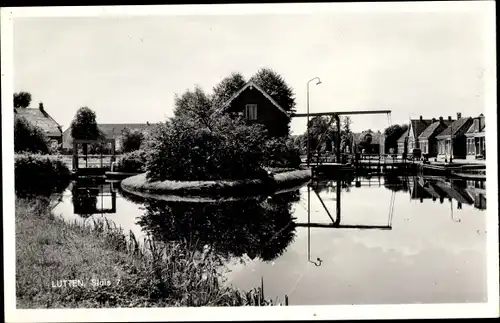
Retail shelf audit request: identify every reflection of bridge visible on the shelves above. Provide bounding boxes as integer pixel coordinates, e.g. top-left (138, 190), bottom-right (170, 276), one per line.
top-left (296, 180), bottom-right (395, 230)
top-left (296, 179), bottom-right (396, 268)
top-left (72, 180), bottom-right (117, 215)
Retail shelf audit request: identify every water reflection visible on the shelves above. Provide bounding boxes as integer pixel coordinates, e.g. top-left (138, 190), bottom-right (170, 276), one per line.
top-left (136, 191), bottom-right (300, 262)
top-left (41, 174), bottom-right (487, 304)
top-left (71, 179), bottom-right (118, 218)
top-left (383, 176), bottom-right (487, 211)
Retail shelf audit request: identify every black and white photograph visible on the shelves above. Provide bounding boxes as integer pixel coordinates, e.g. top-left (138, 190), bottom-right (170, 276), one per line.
top-left (2, 1), bottom-right (498, 321)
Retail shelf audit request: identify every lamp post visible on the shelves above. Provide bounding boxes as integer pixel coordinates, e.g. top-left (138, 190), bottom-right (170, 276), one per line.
top-left (306, 77), bottom-right (322, 165)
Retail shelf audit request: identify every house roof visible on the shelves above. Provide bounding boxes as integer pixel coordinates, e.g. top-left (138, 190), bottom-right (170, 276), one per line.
top-left (418, 119), bottom-right (453, 139)
top-left (218, 81), bottom-right (289, 117)
top-left (435, 117), bottom-right (472, 139)
top-left (409, 118), bottom-right (434, 139)
top-left (465, 116), bottom-right (485, 134)
top-left (15, 107), bottom-right (62, 137)
top-left (62, 123), bottom-right (157, 149)
top-left (352, 131), bottom-right (383, 145)
top-left (397, 129), bottom-right (409, 142)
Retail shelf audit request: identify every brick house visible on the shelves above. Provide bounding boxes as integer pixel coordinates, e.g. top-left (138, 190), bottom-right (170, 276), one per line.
top-left (465, 113), bottom-right (486, 160)
top-left (417, 117), bottom-right (453, 158)
top-left (15, 102), bottom-right (63, 150)
top-left (436, 113), bottom-right (473, 161)
top-left (62, 122), bottom-right (157, 152)
top-left (407, 116), bottom-right (434, 151)
top-left (216, 81), bottom-right (291, 137)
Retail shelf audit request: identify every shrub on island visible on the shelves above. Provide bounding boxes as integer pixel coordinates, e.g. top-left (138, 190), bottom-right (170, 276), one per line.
top-left (144, 116), bottom-right (270, 182)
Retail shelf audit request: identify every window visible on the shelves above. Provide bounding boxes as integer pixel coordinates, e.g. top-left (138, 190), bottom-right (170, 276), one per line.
top-left (245, 104), bottom-right (258, 120)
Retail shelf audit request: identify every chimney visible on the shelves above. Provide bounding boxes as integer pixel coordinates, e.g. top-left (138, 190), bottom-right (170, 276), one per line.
top-left (432, 118), bottom-right (436, 123)
top-left (457, 112), bottom-right (461, 119)
top-left (448, 116), bottom-right (452, 121)
top-left (419, 115), bottom-right (423, 121)
top-left (39, 102), bottom-right (44, 112)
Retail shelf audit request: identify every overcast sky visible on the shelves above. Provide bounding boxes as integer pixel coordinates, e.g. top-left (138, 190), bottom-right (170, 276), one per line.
top-left (13, 4), bottom-right (491, 134)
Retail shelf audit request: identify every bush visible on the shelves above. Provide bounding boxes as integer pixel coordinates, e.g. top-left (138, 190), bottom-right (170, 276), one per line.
top-left (15, 153), bottom-right (71, 197)
top-left (121, 128), bottom-right (144, 153)
top-left (145, 116), bottom-right (269, 181)
top-left (262, 137), bottom-right (301, 169)
top-left (115, 150), bottom-right (147, 173)
top-left (14, 116), bottom-right (50, 154)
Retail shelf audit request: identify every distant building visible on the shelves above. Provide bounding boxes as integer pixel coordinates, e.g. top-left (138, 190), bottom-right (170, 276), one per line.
top-left (435, 113), bottom-right (473, 161)
top-left (417, 117), bottom-right (453, 158)
top-left (15, 102), bottom-right (63, 150)
top-left (407, 116), bottom-right (434, 151)
top-left (465, 113), bottom-right (486, 160)
top-left (352, 131), bottom-right (383, 154)
top-left (62, 122), bottom-right (157, 152)
top-left (216, 81), bottom-right (291, 137)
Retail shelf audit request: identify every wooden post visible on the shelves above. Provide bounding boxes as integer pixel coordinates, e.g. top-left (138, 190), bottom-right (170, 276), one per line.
top-left (111, 140), bottom-right (116, 167)
top-left (285, 295), bottom-right (289, 306)
top-left (335, 114), bottom-right (341, 164)
top-left (73, 141), bottom-right (78, 171)
top-left (100, 141), bottom-right (103, 168)
top-left (261, 276), bottom-right (264, 304)
top-left (335, 179), bottom-right (341, 225)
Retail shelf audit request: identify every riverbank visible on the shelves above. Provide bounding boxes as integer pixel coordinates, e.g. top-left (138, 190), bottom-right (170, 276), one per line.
top-left (121, 169), bottom-right (311, 198)
top-left (15, 198), bottom-right (273, 308)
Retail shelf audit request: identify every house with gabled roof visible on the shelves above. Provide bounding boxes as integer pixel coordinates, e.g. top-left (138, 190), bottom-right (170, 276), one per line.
top-left (435, 113), bottom-right (473, 161)
top-left (465, 113), bottom-right (486, 160)
top-left (407, 116), bottom-right (434, 152)
top-left (215, 81), bottom-right (291, 137)
top-left (15, 102), bottom-right (63, 150)
top-left (417, 116), bottom-right (454, 158)
top-left (62, 122), bottom-right (157, 152)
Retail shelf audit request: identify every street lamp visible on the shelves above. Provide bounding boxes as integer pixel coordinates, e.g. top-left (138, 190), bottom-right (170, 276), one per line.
top-left (306, 77), bottom-right (322, 165)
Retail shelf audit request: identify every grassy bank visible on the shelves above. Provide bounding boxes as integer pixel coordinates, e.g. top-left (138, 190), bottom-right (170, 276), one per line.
top-left (16, 198), bottom-right (274, 308)
top-left (121, 169), bottom-right (311, 198)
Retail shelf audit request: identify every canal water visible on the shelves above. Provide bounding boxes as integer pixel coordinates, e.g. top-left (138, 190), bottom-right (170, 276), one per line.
top-left (46, 175), bottom-right (487, 305)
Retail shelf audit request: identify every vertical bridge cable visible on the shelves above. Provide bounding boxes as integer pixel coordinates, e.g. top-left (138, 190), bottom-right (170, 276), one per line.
top-left (388, 190), bottom-right (395, 227)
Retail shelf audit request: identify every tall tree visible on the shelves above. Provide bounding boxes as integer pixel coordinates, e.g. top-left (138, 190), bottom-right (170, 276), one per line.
top-left (383, 124), bottom-right (409, 153)
top-left (121, 128), bottom-right (144, 153)
top-left (306, 116), bottom-right (337, 153)
top-left (173, 85), bottom-right (214, 130)
top-left (340, 116), bottom-right (353, 152)
top-left (70, 107), bottom-right (101, 155)
top-left (14, 92), bottom-right (32, 108)
top-left (212, 72), bottom-right (247, 110)
top-left (249, 68), bottom-right (296, 113)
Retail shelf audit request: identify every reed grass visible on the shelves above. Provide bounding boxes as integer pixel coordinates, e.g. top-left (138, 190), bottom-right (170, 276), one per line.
top-left (16, 198), bottom-right (278, 308)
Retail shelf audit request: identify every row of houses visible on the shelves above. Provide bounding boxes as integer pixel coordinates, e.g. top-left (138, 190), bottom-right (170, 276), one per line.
top-left (14, 80), bottom-right (290, 152)
top-left (397, 113), bottom-right (486, 161)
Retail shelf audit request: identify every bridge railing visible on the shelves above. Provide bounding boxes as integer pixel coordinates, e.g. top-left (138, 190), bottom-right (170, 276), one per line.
top-left (302, 152), bottom-right (416, 165)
